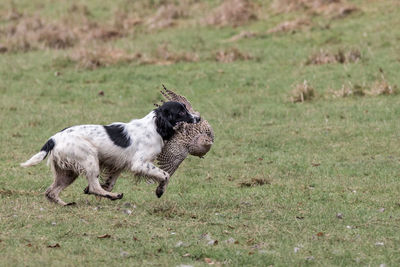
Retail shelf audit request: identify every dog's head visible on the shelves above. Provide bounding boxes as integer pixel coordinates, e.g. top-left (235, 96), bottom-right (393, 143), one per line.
top-left (154, 101), bottom-right (200, 140)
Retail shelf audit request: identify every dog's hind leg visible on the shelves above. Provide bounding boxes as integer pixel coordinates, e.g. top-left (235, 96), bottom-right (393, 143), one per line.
top-left (83, 171), bottom-right (121, 193)
top-left (101, 172), bottom-right (121, 192)
top-left (83, 157), bottom-right (123, 200)
top-left (45, 164), bottom-right (78, 206)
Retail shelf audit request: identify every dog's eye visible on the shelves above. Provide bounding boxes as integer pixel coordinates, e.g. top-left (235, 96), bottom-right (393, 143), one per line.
top-left (179, 111), bottom-right (186, 116)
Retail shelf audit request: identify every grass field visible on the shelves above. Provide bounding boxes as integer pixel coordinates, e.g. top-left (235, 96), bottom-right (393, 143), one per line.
top-left (1, 0), bottom-right (400, 266)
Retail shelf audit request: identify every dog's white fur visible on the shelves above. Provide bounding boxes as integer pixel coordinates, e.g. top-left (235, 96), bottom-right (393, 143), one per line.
top-left (21, 102), bottom-right (198, 206)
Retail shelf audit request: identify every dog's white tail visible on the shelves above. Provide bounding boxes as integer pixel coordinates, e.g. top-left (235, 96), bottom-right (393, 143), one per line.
top-left (20, 151), bottom-right (48, 167)
top-left (20, 138), bottom-right (55, 168)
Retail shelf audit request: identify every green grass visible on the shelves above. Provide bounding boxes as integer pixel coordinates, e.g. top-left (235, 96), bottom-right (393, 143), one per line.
top-left (1, 0), bottom-right (400, 266)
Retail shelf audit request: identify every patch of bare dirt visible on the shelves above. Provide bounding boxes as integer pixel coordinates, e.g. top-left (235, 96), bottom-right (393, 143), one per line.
top-left (204, 0), bottom-right (257, 27)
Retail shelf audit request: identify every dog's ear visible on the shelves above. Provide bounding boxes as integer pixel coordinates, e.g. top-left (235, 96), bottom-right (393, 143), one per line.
top-left (155, 108), bottom-right (175, 140)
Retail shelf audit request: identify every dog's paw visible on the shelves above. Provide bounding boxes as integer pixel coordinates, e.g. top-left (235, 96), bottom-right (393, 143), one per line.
top-left (108, 193), bottom-right (124, 200)
top-left (155, 186), bottom-right (165, 198)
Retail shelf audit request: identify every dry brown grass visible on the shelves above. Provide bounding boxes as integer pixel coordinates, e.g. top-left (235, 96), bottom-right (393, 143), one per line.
top-left (330, 83), bottom-right (365, 98)
top-left (1, 7), bottom-right (23, 21)
top-left (68, 43), bottom-right (200, 69)
top-left (0, 16), bottom-right (77, 52)
top-left (141, 43), bottom-right (199, 65)
top-left (290, 80), bottom-right (315, 103)
top-left (305, 48), bottom-right (361, 65)
top-left (112, 10), bottom-right (143, 31)
top-left (146, 4), bottom-right (187, 30)
top-left (271, 0), bottom-right (359, 18)
top-left (0, 2), bottom-right (195, 54)
top-left (214, 47), bottom-right (252, 63)
top-left (69, 46), bottom-right (139, 69)
top-left (330, 73), bottom-right (397, 98)
top-left (224, 31), bottom-right (259, 42)
top-left (0, 5), bottom-right (134, 53)
top-left (366, 75), bottom-right (397, 96)
top-left (267, 18), bottom-right (311, 34)
top-left (204, 0), bottom-right (257, 27)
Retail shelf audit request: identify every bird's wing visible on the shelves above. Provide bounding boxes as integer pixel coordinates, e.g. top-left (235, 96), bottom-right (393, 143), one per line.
top-left (156, 139), bottom-right (189, 176)
top-left (161, 85), bottom-right (197, 114)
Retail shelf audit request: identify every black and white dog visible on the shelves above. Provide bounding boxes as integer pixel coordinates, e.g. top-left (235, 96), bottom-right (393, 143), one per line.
top-left (21, 101), bottom-right (200, 206)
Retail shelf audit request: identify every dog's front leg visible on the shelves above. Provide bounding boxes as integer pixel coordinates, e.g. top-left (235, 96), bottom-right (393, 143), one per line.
top-left (131, 161), bottom-right (170, 198)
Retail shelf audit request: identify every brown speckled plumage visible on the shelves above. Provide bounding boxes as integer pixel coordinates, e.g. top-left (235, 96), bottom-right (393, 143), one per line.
top-left (156, 86), bottom-right (214, 176)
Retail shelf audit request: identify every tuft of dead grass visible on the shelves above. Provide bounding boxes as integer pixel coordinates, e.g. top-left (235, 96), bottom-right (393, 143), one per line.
top-left (205, 0), bottom-right (257, 27)
top-left (1, 16), bottom-right (77, 52)
top-left (271, 0), bottom-right (359, 18)
top-left (290, 80), bottom-right (315, 103)
top-left (214, 47), bottom-right (252, 63)
top-left (238, 177), bottom-right (272, 187)
top-left (267, 18), bottom-right (311, 34)
top-left (68, 3), bottom-right (91, 16)
top-left (112, 10), bottom-right (143, 31)
top-left (366, 75), bottom-right (397, 96)
top-left (330, 74), bottom-right (397, 98)
top-left (0, 5), bottom-right (136, 53)
top-left (306, 48), bottom-right (361, 65)
top-left (2, 7), bottom-right (23, 21)
top-left (140, 43), bottom-right (199, 65)
top-left (330, 82), bottom-right (365, 98)
top-left (146, 4), bottom-right (187, 30)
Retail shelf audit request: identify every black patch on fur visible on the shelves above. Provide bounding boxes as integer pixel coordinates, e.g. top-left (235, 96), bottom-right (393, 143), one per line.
top-left (103, 124), bottom-right (131, 148)
top-left (40, 138), bottom-right (55, 159)
top-left (154, 101), bottom-right (195, 141)
top-left (154, 108), bottom-right (174, 141)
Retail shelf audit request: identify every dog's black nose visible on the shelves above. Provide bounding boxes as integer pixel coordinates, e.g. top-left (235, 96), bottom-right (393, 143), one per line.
top-left (194, 116), bottom-right (201, 123)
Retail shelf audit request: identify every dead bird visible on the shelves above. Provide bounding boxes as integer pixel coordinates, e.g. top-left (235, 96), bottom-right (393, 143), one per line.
top-left (154, 85), bottom-right (214, 196)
